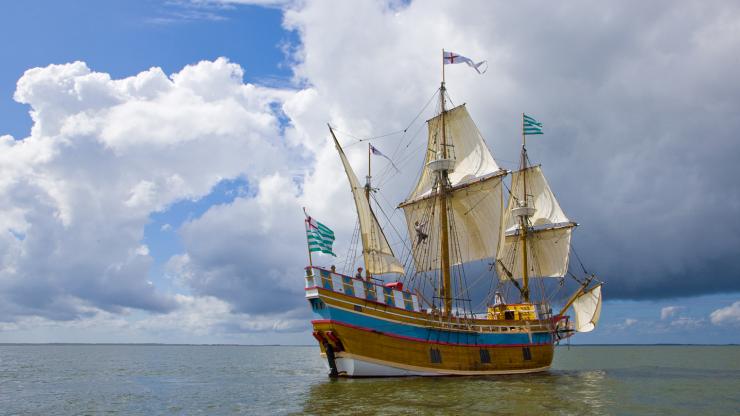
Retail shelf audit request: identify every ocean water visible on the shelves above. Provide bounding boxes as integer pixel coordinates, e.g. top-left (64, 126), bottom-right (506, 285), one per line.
top-left (0, 345), bottom-right (738, 415)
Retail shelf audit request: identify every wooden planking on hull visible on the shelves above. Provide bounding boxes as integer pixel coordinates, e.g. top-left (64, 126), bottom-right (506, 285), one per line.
top-left (313, 321), bottom-right (554, 376)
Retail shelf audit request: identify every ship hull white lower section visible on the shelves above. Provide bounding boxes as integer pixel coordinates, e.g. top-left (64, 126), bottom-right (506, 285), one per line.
top-left (320, 353), bottom-right (552, 377)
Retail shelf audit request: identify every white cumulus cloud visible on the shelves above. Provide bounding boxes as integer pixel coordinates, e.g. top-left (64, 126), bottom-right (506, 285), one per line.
top-left (710, 301), bottom-right (740, 326)
top-left (0, 57), bottom-right (302, 324)
top-left (660, 306), bottom-right (684, 320)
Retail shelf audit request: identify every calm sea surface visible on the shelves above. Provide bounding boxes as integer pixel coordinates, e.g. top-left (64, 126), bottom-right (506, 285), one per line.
top-left (0, 345), bottom-right (738, 415)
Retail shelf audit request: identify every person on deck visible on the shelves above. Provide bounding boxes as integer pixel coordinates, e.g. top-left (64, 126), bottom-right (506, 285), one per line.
top-left (330, 265), bottom-right (336, 273)
top-left (355, 267), bottom-right (363, 279)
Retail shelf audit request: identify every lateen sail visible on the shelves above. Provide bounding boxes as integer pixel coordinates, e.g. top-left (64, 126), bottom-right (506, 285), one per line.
top-left (496, 165), bottom-right (576, 280)
top-left (331, 130), bottom-right (405, 275)
top-left (572, 284), bottom-right (602, 332)
top-left (399, 104), bottom-right (506, 272)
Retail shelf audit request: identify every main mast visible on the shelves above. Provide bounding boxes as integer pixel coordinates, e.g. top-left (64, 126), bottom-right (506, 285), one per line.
top-left (401, 50), bottom-right (504, 314)
top-left (438, 54), bottom-right (452, 314)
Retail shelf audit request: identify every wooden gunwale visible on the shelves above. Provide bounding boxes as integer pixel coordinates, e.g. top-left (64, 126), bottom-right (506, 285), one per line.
top-left (314, 286), bottom-right (556, 334)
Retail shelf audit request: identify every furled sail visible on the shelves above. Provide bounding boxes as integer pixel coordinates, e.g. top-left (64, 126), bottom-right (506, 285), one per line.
top-left (400, 104), bottom-right (506, 272)
top-left (496, 165), bottom-right (576, 280)
top-left (572, 284), bottom-right (602, 332)
top-left (331, 130), bottom-right (405, 275)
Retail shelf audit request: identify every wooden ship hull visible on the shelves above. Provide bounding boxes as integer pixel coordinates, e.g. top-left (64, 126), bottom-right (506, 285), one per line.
top-left (306, 267), bottom-right (558, 377)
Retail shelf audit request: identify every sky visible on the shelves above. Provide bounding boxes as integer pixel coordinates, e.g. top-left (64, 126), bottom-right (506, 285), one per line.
top-left (0, 0), bottom-right (739, 345)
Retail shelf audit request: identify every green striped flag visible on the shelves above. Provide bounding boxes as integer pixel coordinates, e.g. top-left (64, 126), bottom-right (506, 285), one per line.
top-left (523, 113), bottom-right (543, 135)
top-left (305, 215), bottom-right (336, 256)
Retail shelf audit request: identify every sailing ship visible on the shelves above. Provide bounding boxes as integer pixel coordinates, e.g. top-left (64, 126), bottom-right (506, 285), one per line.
top-left (303, 53), bottom-right (602, 377)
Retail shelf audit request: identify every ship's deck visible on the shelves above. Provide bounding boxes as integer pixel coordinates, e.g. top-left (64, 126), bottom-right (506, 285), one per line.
top-left (305, 266), bottom-right (563, 334)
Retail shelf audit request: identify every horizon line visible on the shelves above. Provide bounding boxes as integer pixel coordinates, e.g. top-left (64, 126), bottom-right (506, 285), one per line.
top-left (0, 342), bottom-right (737, 347)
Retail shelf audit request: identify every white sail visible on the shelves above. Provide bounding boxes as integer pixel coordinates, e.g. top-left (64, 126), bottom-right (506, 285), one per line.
top-left (503, 165), bottom-right (570, 229)
top-left (406, 105), bottom-right (503, 201)
top-left (400, 104), bottom-right (505, 272)
top-left (496, 166), bottom-right (576, 280)
top-left (331, 131), bottom-right (405, 275)
top-left (401, 174), bottom-right (504, 272)
top-left (572, 285), bottom-right (602, 332)
top-left (498, 227), bottom-right (573, 279)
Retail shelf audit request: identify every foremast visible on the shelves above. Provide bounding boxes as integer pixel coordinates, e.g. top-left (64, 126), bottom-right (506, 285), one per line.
top-left (496, 113), bottom-right (578, 306)
top-left (519, 118), bottom-right (531, 303)
top-left (509, 114), bottom-right (538, 303)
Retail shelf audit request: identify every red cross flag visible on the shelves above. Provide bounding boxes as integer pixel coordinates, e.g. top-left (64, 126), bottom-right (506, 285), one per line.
top-left (443, 50), bottom-right (488, 74)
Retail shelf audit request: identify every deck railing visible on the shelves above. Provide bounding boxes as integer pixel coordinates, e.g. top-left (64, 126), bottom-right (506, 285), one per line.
top-left (305, 266), bottom-right (421, 312)
top-left (305, 266), bottom-right (558, 334)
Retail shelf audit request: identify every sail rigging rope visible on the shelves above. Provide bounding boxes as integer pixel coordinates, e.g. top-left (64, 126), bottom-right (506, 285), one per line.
top-left (418, 196), bottom-right (442, 309)
top-left (340, 88), bottom-right (441, 148)
top-left (343, 218), bottom-right (361, 275)
top-left (370, 192), bottom-right (410, 257)
top-left (570, 242), bottom-right (589, 275)
top-left (334, 128), bottom-right (405, 148)
top-left (447, 199), bottom-right (474, 317)
top-left (408, 197), bottom-right (438, 307)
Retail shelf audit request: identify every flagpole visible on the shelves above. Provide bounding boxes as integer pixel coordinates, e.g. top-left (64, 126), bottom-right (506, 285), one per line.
top-left (366, 143), bottom-right (371, 202)
top-left (303, 209), bottom-right (314, 273)
top-left (305, 220), bottom-right (314, 268)
top-left (522, 112), bottom-right (526, 150)
top-left (441, 49), bottom-right (445, 85)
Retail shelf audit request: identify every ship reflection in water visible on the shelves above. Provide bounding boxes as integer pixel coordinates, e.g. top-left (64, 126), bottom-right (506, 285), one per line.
top-left (300, 370), bottom-right (611, 415)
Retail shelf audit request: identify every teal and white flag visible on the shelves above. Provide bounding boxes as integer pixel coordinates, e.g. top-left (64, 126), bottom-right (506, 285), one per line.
top-left (305, 214), bottom-right (336, 256)
top-left (523, 114), bottom-right (543, 135)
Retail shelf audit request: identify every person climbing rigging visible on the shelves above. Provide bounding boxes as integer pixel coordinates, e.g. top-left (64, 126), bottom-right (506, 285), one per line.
top-left (414, 220), bottom-right (428, 245)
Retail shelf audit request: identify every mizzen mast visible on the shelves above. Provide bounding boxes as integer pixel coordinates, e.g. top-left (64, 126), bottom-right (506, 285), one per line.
top-left (365, 143), bottom-right (372, 202)
top-left (328, 125), bottom-right (405, 276)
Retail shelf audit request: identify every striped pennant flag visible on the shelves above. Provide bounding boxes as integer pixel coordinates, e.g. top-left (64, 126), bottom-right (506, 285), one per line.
top-left (523, 113), bottom-right (543, 135)
top-left (305, 215), bottom-right (336, 256)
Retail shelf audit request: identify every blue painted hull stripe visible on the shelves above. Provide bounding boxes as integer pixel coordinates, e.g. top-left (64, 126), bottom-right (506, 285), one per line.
top-left (313, 304), bottom-right (552, 345)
